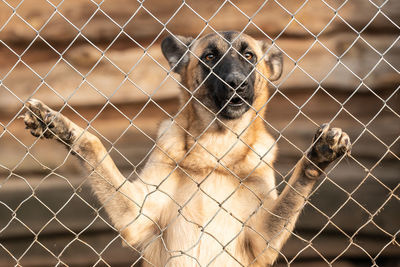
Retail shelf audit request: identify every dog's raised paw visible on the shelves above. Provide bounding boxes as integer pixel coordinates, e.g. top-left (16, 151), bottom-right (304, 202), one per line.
top-left (308, 123), bottom-right (351, 166)
top-left (21, 99), bottom-right (73, 144)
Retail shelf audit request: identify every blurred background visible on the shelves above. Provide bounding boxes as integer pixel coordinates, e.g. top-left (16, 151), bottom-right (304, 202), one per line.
top-left (0, 0), bottom-right (399, 266)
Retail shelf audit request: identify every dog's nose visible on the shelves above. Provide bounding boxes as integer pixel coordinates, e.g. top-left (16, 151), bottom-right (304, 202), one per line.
top-left (225, 72), bottom-right (248, 91)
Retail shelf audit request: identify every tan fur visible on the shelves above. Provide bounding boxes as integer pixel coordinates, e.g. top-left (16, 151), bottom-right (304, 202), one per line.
top-left (22, 32), bottom-right (351, 267)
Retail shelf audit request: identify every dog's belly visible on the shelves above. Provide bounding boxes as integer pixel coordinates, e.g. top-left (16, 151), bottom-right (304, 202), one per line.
top-left (159, 212), bottom-right (244, 266)
top-left (143, 172), bottom-right (261, 266)
top-left (143, 204), bottom-right (247, 266)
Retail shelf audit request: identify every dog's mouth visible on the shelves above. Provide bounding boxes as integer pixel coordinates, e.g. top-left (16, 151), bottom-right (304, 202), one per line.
top-left (217, 95), bottom-right (251, 120)
top-left (225, 94), bottom-right (249, 108)
top-left (225, 95), bottom-right (246, 107)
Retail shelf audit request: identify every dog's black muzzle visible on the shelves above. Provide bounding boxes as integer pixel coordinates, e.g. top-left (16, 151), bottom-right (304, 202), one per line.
top-left (202, 53), bottom-right (256, 120)
top-left (213, 70), bottom-right (255, 120)
top-left (223, 71), bottom-right (252, 106)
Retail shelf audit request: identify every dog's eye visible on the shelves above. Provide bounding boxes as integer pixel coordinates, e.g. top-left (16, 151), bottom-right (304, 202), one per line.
top-left (244, 52), bottom-right (254, 61)
top-left (204, 53), bottom-right (215, 61)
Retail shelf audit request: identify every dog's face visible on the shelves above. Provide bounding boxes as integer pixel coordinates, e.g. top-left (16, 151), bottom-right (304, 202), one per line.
top-left (162, 31), bottom-right (283, 120)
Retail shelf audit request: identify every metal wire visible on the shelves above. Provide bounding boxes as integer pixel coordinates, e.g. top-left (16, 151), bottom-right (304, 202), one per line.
top-left (0, 0), bottom-right (399, 266)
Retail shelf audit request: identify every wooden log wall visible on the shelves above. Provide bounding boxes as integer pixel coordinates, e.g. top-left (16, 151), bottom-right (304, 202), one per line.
top-left (0, 0), bottom-right (399, 266)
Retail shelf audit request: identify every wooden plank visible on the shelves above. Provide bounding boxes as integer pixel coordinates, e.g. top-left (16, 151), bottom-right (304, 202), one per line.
top-left (0, 228), bottom-right (140, 267)
top-left (0, 43), bottom-right (180, 114)
top-left (0, 173), bottom-right (109, 238)
top-left (1, 33), bottom-right (399, 114)
top-left (278, 231), bottom-right (400, 265)
top-left (0, 0), bottom-right (399, 44)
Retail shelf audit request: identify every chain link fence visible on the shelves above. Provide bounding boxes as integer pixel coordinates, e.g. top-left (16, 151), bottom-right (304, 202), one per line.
top-left (0, 0), bottom-right (399, 266)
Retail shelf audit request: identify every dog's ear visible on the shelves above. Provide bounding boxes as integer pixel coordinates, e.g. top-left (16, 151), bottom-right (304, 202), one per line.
top-left (162, 35), bottom-right (194, 74)
top-left (259, 41), bottom-right (283, 81)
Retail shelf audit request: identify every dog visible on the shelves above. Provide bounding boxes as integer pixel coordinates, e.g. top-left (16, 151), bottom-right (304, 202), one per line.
top-left (22, 31), bottom-right (351, 266)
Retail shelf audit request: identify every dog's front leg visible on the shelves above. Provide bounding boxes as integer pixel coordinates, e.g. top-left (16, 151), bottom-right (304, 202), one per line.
top-left (21, 99), bottom-right (152, 244)
top-left (251, 124), bottom-right (351, 265)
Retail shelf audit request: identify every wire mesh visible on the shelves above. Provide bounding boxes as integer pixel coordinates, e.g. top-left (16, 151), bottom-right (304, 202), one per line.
top-left (0, 0), bottom-right (399, 266)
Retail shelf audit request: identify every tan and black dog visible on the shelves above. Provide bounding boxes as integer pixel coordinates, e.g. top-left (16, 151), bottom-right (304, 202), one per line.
top-left (22, 31), bottom-right (351, 266)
